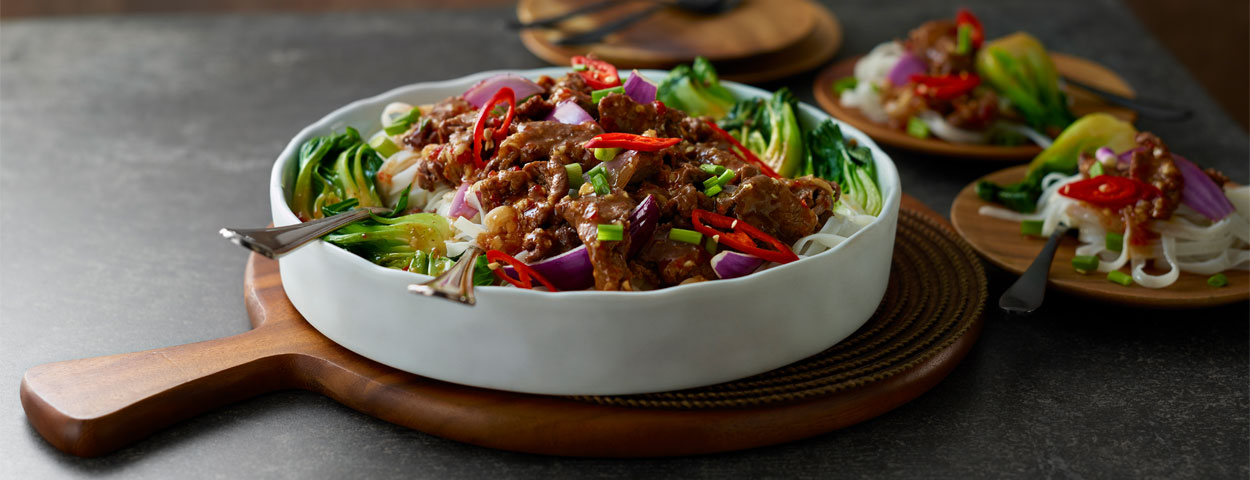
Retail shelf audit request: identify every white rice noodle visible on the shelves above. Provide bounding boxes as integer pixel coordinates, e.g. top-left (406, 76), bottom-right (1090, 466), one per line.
top-left (978, 171), bottom-right (1250, 288)
top-left (918, 110), bottom-right (989, 144)
top-left (380, 102), bottom-right (414, 128)
top-left (839, 41), bottom-right (902, 124)
top-left (791, 205), bottom-right (872, 258)
top-left (445, 216), bottom-right (486, 258)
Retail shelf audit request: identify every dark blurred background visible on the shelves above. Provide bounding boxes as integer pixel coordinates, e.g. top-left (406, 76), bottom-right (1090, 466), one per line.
top-left (2, 0), bottom-right (1246, 132)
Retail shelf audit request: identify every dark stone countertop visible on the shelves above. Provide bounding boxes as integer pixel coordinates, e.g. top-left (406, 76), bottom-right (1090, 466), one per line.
top-left (2, 0), bottom-right (1246, 478)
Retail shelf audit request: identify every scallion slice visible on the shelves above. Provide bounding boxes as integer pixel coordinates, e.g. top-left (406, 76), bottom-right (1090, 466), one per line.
top-left (704, 184), bottom-right (723, 197)
top-left (1207, 273), bottom-right (1229, 288)
top-left (717, 169), bottom-right (736, 185)
top-left (906, 116), bottom-right (929, 139)
top-left (1089, 161), bottom-right (1104, 177)
top-left (1107, 270), bottom-right (1133, 286)
top-left (590, 171), bottom-right (610, 196)
top-left (832, 76), bottom-right (858, 96)
top-left (597, 223), bottom-right (624, 242)
top-left (703, 176), bottom-right (720, 189)
top-left (699, 164), bottom-right (720, 175)
top-left (591, 86), bottom-right (625, 104)
top-left (668, 228), bottom-right (702, 245)
top-left (1020, 219), bottom-right (1044, 237)
top-left (565, 163), bottom-right (584, 190)
top-left (1105, 232), bottom-right (1124, 252)
top-left (594, 147), bottom-right (621, 162)
top-left (1071, 255), bottom-right (1099, 273)
top-left (955, 24), bottom-right (972, 55)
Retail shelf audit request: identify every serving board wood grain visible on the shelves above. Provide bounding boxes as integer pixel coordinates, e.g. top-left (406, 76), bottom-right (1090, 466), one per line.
top-left (519, 0), bottom-right (842, 84)
top-left (951, 165), bottom-right (1249, 307)
top-left (21, 196), bottom-right (984, 458)
top-left (813, 53), bottom-right (1138, 160)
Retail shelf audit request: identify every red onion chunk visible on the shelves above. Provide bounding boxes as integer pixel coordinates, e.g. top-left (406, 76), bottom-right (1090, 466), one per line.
top-left (501, 245), bottom-right (594, 291)
top-left (623, 70), bottom-right (657, 104)
top-left (887, 51), bottom-right (927, 87)
top-left (449, 183), bottom-right (477, 219)
top-left (1174, 154), bottom-right (1235, 221)
top-left (464, 74), bottom-right (544, 108)
top-left (626, 194), bottom-right (659, 257)
top-left (710, 251), bottom-right (765, 279)
top-left (546, 100), bottom-right (594, 125)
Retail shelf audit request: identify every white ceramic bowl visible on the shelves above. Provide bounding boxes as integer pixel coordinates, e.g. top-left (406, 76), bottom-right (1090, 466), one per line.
top-left (270, 69), bottom-right (902, 395)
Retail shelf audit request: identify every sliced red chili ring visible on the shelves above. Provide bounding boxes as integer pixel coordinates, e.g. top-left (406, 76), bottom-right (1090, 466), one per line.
top-left (486, 249), bottom-right (561, 291)
top-left (910, 73), bottom-right (980, 100)
top-left (690, 209), bottom-right (798, 264)
top-left (1058, 175), bottom-right (1162, 210)
top-left (583, 132), bottom-right (681, 152)
top-left (470, 86), bottom-right (517, 169)
top-left (955, 8), bottom-right (984, 49)
top-left (703, 120), bottom-right (781, 178)
top-left (571, 55), bottom-right (621, 90)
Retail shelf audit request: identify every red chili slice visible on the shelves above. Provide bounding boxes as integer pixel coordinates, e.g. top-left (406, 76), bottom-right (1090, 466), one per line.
top-left (571, 55), bottom-right (621, 90)
top-left (583, 132), bottom-right (681, 152)
top-left (703, 121), bottom-right (781, 178)
top-left (690, 209), bottom-right (799, 264)
top-left (1058, 175), bottom-right (1162, 210)
top-left (470, 87), bottom-right (517, 169)
top-left (910, 73), bottom-right (981, 101)
top-left (486, 249), bottom-right (560, 291)
top-left (955, 8), bottom-right (984, 49)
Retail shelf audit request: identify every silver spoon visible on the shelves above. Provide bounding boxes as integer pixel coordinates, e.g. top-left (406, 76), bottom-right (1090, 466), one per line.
top-left (219, 208), bottom-right (389, 259)
top-left (999, 224), bottom-right (1071, 314)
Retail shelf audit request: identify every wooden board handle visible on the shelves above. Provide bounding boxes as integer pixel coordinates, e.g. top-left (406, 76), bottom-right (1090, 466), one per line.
top-left (20, 325), bottom-right (297, 457)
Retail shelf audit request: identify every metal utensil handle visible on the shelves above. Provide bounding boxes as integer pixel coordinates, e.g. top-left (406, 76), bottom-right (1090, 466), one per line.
top-left (219, 208), bottom-right (385, 259)
top-left (999, 226), bottom-right (1071, 314)
top-left (555, 3), bottom-right (664, 45)
top-left (1063, 77), bottom-right (1194, 122)
top-left (408, 246), bottom-right (483, 306)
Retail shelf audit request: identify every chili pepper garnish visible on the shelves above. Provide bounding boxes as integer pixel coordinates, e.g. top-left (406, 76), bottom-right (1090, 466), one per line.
top-left (571, 55), bottom-right (621, 90)
top-left (910, 73), bottom-right (981, 101)
top-left (703, 121), bottom-right (781, 178)
top-left (690, 209), bottom-right (798, 264)
top-left (486, 249), bottom-right (560, 291)
top-left (470, 87), bottom-right (517, 169)
top-left (584, 132), bottom-right (681, 152)
top-left (1058, 175), bottom-right (1162, 210)
top-left (955, 8), bottom-right (984, 49)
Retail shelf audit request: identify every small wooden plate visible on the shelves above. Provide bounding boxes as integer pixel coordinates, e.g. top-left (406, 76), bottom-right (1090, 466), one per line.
top-left (950, 165), bottom-right (1249, 307)
top-left (813, 53), bottom-right (1138, 160)
top-left (518, 0), bottom-right (815, 68)
top-left (520, 0), bottom-right (842, 84)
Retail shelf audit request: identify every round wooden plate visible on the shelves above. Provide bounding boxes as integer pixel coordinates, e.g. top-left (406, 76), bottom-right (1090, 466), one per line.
top-left (951, 165), bottom-right (1249, 307)
top-left (813, 53), bottom-right (1138, 160)
top-left (518, 0), bottom-right (815, 68)
top-left (521, 0), bottom-right (842, 84)
top-left (21, 196), bottom-right (986, 458)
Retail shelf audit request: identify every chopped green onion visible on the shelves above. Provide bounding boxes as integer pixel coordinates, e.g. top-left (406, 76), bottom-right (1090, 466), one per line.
top-left (703, 175), bottom-right (720, 189)
top-left (669, 228), bottom-right (702, 245)
top-left (1072, 255), bottom-right (1099, 274)
top-left (597, 223), bottom-right (624, 242)
top-left (586, 164), bottom-right (605, 177)
top-left (906, 116), bottom-right (929, 139)
top-left (565, 163), bottom-right (584, 189)
top-left (832, 76), bottom-right (858, 96)
top-left (1105, 232), bottom-right (1124, 251)
top-left (1089, 161), bottom-right (1104, 177)
top-left (594, 147), bottom-right (621, 162)
top-left (704, 184), bottom-right (723, 197)
top-left (716, 169), bottom-right (736, 185)
top-left (1207, 273), bottom-right (1229, 288)
top-left (1020, 219), bottom-right (1044, 237)
top-left (590, 171), bottom-right (610, 196)
top-left (699, 164), bottom-right (721, 175)
top-left (591, 86), bottom-right (625, 104)
top-left (572, 64), bottom-right (588, 72)
top-left (955, 24), bottom-right (972, 55)
top-left (368, 134), bottom-right (400, 158)
top-left (1107, 270), bottom-right (1133, 286)
top-left (383, 108), bottom-right (421, 136)
top-left (704, 236), bottom-right (718, 254)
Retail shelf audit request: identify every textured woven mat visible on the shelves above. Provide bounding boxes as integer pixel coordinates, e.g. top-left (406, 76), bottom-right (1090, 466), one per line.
top-left (571, 208), bottom-right (987, 409)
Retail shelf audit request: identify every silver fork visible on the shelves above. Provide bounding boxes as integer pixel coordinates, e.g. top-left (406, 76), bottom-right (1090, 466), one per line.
top-left (218, 208), bottom-right (390, 259)
top-left (999, 223), bottom-right (1071, 314)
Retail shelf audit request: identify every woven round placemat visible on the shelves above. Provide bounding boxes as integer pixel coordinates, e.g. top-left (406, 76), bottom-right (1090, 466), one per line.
top-left (571, 207), bottom-right (987, 409)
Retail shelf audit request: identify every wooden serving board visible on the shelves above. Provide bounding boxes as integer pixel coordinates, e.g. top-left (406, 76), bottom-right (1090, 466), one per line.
top-left (21, 196), bottom-right (986, 458)
top-left (517, 0), bottom-right (814, 67)
top-left (813, 53), bottom-right (1138, 160)
top-left (951, 165), bottom-right (1249, 307)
